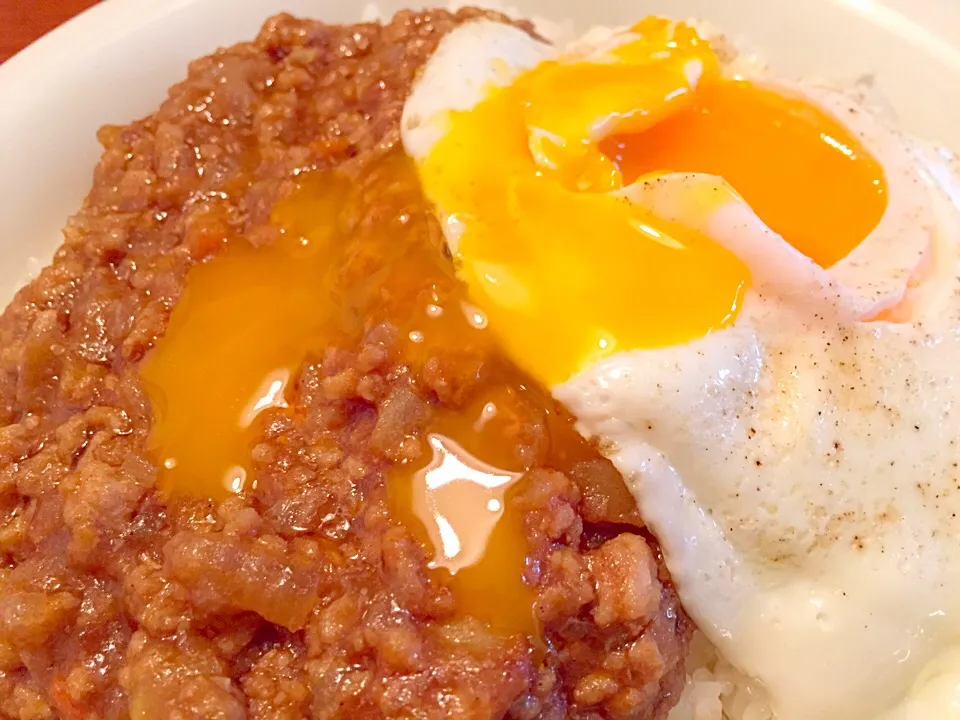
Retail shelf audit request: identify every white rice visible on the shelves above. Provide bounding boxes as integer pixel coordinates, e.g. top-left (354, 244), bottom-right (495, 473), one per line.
top-left (367, 3), bottom-right (779, 717)
top-left (667, 633), bottom-right (773, 720)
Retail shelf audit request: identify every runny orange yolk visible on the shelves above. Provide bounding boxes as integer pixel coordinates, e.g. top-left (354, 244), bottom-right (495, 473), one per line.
top-left (140, 161), bottom-right (541, 635)
top-left (416, 17), bottom-right (887, 387)
top-left (141, 156), bottom-right (642, 640)
top-left (600, 80), bottom-right (888, 269)
top-left (140, 184), bottom-right (348, 498)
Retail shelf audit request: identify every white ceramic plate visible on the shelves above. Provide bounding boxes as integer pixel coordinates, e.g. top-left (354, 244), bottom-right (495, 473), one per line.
top-left (1, 0), bottom-right (959, 304)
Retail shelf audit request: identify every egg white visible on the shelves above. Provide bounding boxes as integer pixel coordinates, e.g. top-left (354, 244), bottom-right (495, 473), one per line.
top-left (403, 19), bottom-right (960, 720)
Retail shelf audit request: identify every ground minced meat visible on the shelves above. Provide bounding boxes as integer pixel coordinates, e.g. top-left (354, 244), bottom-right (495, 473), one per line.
top-left (0, 9), bottom-right (692, 719)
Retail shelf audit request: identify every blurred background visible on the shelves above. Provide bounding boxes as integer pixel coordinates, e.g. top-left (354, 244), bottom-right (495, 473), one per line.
top-left (1, 0), bottom-right (99, 63)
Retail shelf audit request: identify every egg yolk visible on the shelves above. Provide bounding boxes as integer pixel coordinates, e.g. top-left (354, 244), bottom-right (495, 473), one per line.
top-left (419, 18), bottom-right (748, 388)
top-left (139, 185), bottom-right (347, 498)
top-left (141, 155), bottom-right (640, 640)
top-left (388, 411), bottom-right (536, 639)
top-left (600, 79), bottom-right (888, 269)
top-left (416, 17), bottom-right (887, 387)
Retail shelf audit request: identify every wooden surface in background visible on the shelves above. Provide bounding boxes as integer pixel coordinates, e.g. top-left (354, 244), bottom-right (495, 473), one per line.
top-left (1, 0), bottom-right (100, 63)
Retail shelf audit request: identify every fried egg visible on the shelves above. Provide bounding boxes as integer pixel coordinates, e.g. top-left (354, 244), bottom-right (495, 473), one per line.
top-left (402, 17), bottom-right (960, 720)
